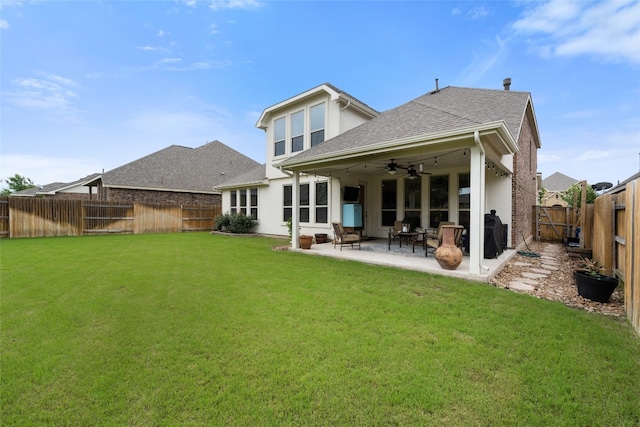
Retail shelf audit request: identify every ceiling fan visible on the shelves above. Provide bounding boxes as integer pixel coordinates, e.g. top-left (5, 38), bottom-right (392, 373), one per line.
top-left (385, 159), bottom-right (431, 178)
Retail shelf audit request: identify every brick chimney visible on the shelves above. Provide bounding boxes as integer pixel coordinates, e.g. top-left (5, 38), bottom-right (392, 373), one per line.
top-left (503, 78), bottom-right (511, 91)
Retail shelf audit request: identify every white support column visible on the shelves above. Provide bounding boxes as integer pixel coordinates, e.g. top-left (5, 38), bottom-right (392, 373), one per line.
top-left (291, 171), bottom-right (300, 249)
top-left (469, 145), bottom-right (486, 275)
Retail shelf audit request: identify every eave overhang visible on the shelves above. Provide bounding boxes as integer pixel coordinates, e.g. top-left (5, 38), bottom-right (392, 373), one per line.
top-left (275, 121), bottom-right (517, 172)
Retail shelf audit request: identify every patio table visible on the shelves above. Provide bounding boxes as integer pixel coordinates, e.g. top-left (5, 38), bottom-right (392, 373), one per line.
top-left (389, 231), bottom-right (419, 250)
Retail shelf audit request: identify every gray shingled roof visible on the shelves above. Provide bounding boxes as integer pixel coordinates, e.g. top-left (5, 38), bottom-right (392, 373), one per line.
top-left (542, 172), bottom-right (579, 191)
top-left (215, 164), bottom-right (267, 189)
top-left (11, 173), bottom-right (101, 197)
top-left (102, 141), bottom-right (261, 193)
top-left (280, 86), bottom-right (533, 164)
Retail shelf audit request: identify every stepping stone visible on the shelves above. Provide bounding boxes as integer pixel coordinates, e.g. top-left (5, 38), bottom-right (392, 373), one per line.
top-left (541, 264), bottom-right (559, 271)
top-left (509, 281), bottom-right (535, 291)
top-left (531, 268), bottom-right (551, 275)
top-left (516, 277), bottom-right (538, 285)
top-left (522, 272), bottom-right (548, 279)
top-left (514, 262), bottom-right (534, 267)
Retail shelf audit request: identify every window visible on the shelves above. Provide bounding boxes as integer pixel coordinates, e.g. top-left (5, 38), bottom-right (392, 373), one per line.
top-left (430, 175), bottom-right (449, 228)
top-left (404, 177), bottom-right (421, 228)
top-left (458, 173), bottom-right (470, 233)
top-left (239, 189), bottom-right (247, 215)
top-left (250, 188), bottom-right (258, 220)
top-left (230, 190), bottom-right (237, 214)
top-left (283, 185), bottom-right (292, 221)
top-left (315, 181), bottom-right (328, 223)
top-left (274, 117), bottom-right (285, 156)
top-left (299, 183), bottom-right (310, 222)
top-left (381, 179), bottom-right (397, 227)
top-left (291, 110), bottom-right (304, 153)
top-left (310, 103), bottom-right (325, 147)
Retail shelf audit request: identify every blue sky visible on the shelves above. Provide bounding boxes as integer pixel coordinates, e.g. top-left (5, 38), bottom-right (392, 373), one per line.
top-left (1, 0), bottom-right (639, 189)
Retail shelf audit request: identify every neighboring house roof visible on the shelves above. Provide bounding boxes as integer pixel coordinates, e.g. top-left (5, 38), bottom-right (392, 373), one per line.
top-left (100, 141), bottom-right (261, 194)
top-left (607, 171), bottom-right (640, 194)
top-left (277, 85), bottom-right (537, 167)
top-left (10, 173), bottom-right (101, 197)
top-left (215, 164), bottom-right (268, 190)
top-left (256, 82), bottom-right (380, 129)
top-left (542, 172), bottom-right (579, 191)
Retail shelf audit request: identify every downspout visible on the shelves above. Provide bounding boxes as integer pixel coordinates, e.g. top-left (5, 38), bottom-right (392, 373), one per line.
top-left (279, 166), bottom-right (293, 177)
top-left (473, 131), bottom-right (490, 272)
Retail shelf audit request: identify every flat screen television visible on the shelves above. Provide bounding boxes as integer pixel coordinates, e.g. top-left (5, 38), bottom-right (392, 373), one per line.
top-left (343, 186), bottom-right (360, 202)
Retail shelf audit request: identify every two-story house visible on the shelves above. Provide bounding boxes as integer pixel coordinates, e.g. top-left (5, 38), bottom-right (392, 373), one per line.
top-left (217, 80), bottom-right (541, 277)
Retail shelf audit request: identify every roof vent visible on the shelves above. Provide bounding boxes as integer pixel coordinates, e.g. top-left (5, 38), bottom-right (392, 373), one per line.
top-left (503, 78), bottom-right (511, 91)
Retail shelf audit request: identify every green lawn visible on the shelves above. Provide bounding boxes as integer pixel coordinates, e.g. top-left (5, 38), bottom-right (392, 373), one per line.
top-left (2, 233), bottom-right (639, 426)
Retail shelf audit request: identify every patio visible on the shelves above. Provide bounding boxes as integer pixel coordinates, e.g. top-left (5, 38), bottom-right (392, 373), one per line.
top-left (294, 238), bottom-right (518, 283)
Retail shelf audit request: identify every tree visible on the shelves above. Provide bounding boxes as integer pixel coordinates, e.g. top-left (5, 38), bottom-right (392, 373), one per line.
top-left (1, 174), bottom-right (37, 195)
top-left (562, 182), bottom-right (597, 208)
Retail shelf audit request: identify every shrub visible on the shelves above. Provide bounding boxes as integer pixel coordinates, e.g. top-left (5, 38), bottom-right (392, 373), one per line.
top-left (214, 212), bottom-right (258, 234)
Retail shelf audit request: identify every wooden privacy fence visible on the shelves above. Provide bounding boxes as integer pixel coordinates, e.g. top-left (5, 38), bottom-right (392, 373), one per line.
top-left (592, 178), bottom-right (639, 336)
top-left (532, 205), bottom-right (594, 248)
top-left (0, 198), bottom-right (221, 238)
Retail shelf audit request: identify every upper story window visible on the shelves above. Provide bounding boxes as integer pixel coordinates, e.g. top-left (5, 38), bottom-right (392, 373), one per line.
top-left (291, 110), bottom-right (304, 153)
top-left (310, 103), bottom-right (325, 147)
top-left (274, 117), bottom-right (286, 157)
top-left (272, 102), bottom-right (326, 157)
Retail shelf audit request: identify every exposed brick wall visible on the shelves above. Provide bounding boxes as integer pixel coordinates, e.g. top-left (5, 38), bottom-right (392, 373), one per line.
top-left (511, 108), bottom-right (538, 246)
top-left (100, 187), bottom-right (221, 206)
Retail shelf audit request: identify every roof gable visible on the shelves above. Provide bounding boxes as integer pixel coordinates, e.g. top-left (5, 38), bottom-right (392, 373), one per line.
top-left (102, 141), bottom-right (261, 193)
top-left (542, 172), bottom-right (579, 191)
top-left (279, 85), bottom-right (534, 165)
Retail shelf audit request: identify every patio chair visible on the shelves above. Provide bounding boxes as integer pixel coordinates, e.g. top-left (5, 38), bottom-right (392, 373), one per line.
top-left (388, 221), bottom-right (403, 247)
top-left (332, 222), bottom-right (362, 251)
top-left (423, 221), bottom-right (456, 257)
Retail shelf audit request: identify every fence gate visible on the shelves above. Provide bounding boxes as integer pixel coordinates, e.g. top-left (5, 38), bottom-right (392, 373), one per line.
top-left (533, 206), bottom-right (574, 243)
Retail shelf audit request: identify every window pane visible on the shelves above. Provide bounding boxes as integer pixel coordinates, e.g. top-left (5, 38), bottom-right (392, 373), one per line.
top-left (250, 208), bottom-right (258, 220)
top-left (250, 188), bottom-right (258, 207)
top-left (291, 110), bottom-right (304, 136)
top-left (275, 140), bottom-right (285, 156)
top-left (458, 173), bottom-right (470, 209)
top-left (316, 207), bottom-right (328, 223)
top-left (300, 207), bottom-right (310, 222)
top-left (315, 182), bottom-right (328, 205)
top-left (300, 184), bottom-right (309, 206)
top-left (292, 135), bottom-right (303, 152)
top-left (283, 208), bottom-right (292, 221)
top-left (274, 117), bottom-right (285, 141)
top-left (430, 175), bottom-right (449, 209)
top-left (239, 189), bottom-right (247, 206)
top-left (283, 185), bottom-right (292, 207)
top-left (311, 130), bottom-right (324, 147)
top-left (382, 211), bottom-right (396, 227)
top-left (404, 177), bottom-right (421, 209)
top-left (382, 179), bottom-right (397, 209)
top-left (230, 191), bottom-right (237, 207)
top-left (310, 103), bottom-right (325, 131)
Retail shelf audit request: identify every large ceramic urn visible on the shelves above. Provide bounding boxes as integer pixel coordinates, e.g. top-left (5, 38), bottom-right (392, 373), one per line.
top-left (435, 225), bottom-right (463, 270)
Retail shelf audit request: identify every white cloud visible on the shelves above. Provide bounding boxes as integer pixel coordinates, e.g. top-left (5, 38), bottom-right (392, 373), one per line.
top-left (210, 23), bottom-right (219, 34)
top-left (157, 30), bottom-right (168, 37)
top-left (512, 0), bottom-right (640, 64)
top-left (576, 150), bottom-right (609, 162)
top-left (451, 7), bottom-right (461, 16)
top-left (467, 6), bottom-right (489, 20)
top-left (6, 73), bottom-right (78, 110)
top-left (457, 36), bottom-right (508, 85)
top-left (208, 0), bottom-right (263, 11)
top-left (0, 19), bottom-right (9, 29)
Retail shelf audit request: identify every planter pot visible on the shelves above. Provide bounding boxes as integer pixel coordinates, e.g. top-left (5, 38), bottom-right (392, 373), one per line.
top-left (574, 271), bottom-right (618, 303)
top-left (314, 233), bottom-right (328, 244)
top-left (299, 235), bottom-right (313, 250)
top-left (435, 225), bottom-right (463, 270)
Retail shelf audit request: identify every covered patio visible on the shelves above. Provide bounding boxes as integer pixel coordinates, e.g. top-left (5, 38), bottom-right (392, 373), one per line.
top-left (293, 238), bottom-right (519, 283)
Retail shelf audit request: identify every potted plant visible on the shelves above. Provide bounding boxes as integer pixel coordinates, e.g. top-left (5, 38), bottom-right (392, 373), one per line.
top-left (574, 258), bottom-right (619, 303)
top-left (287, 217), bottom-right (312, 249)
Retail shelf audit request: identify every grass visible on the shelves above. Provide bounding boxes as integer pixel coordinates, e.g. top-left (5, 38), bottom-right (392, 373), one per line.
top-left (1, 233), bottom-right (639, 426)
